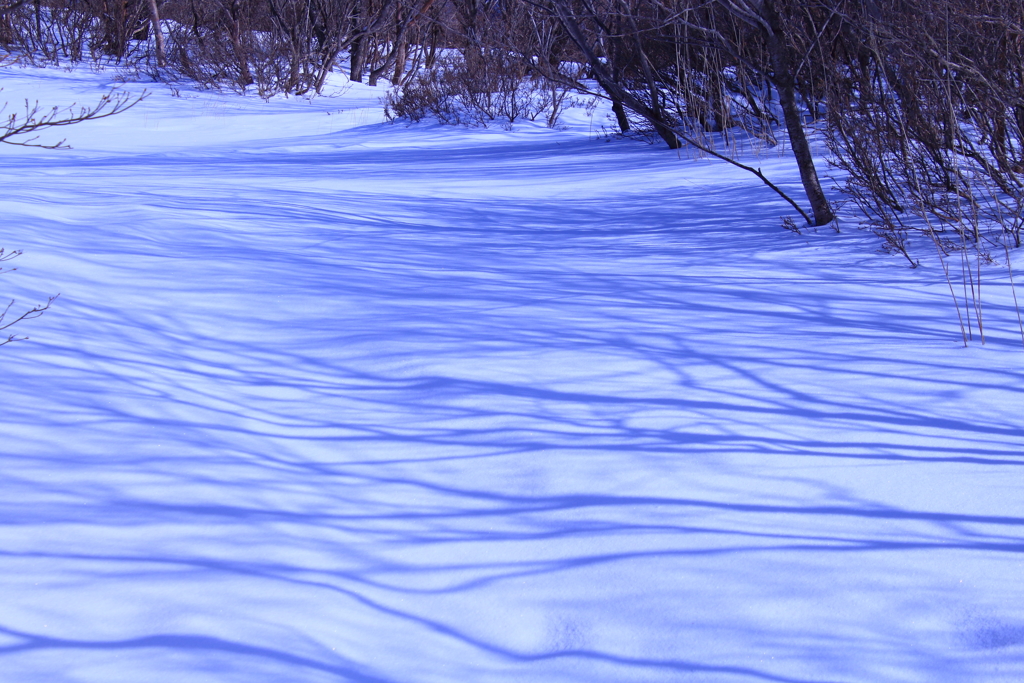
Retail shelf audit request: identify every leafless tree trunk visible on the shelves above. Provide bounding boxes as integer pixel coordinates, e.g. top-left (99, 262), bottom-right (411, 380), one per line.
top-left (147, 0), bottom-right (166, 67)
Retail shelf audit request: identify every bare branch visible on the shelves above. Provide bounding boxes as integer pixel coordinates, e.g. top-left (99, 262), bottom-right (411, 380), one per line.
top-left (0, 89), bottom-right (147, 149)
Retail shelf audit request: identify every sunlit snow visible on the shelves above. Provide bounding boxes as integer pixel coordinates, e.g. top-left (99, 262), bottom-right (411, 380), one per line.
top-left (2, 64), bottom-right (1023, 683)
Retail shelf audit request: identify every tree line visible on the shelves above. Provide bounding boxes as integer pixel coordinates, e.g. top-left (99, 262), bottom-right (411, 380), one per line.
top-left (2, 0), bottom-right (1023, 341)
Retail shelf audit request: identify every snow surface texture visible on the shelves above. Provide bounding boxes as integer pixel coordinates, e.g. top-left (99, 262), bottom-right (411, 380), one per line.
top-left (2, 65), bottom-right (1023, 683)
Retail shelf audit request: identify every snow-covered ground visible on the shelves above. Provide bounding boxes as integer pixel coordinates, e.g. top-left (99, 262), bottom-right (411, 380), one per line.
top-left (2, 64), bottom-right (1023, 683)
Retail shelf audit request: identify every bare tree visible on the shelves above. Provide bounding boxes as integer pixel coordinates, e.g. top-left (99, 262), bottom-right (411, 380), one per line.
top-left (147, 0), bottom-right (167, 67)
top-left (536, 0), bottom-right (835, 225)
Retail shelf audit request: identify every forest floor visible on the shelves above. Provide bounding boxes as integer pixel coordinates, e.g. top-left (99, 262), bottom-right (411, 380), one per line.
top-left (2, 63), bottom-right (1023, 682)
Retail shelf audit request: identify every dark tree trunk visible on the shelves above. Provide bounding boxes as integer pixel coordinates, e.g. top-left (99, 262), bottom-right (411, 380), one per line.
top-left (549, 1), bottom-right (679, 148)
top-left (775, 75), bottom-right (833, 225)
top-left (612, 99), bottom-right (630, 133)
top-left (392, 39), bottom-right (407, 83)
top-left (350, 34), bottom-right (365, 82)
top-left (764, 2), bottom-right (834, 226)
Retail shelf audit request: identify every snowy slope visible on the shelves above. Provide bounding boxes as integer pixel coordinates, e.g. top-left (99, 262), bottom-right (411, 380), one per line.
top-left (1, 64), bottom-right (1023, 683)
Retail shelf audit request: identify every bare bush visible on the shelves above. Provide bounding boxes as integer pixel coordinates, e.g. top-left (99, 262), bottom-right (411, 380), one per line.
top-left (823, 0), bottom-right (1024, 343)
top-left (383, 50), bottom-right (573, 126)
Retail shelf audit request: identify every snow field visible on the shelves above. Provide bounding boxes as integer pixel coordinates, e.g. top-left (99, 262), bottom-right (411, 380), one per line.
top-left (1, 65), bottom-right (1023, 682)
